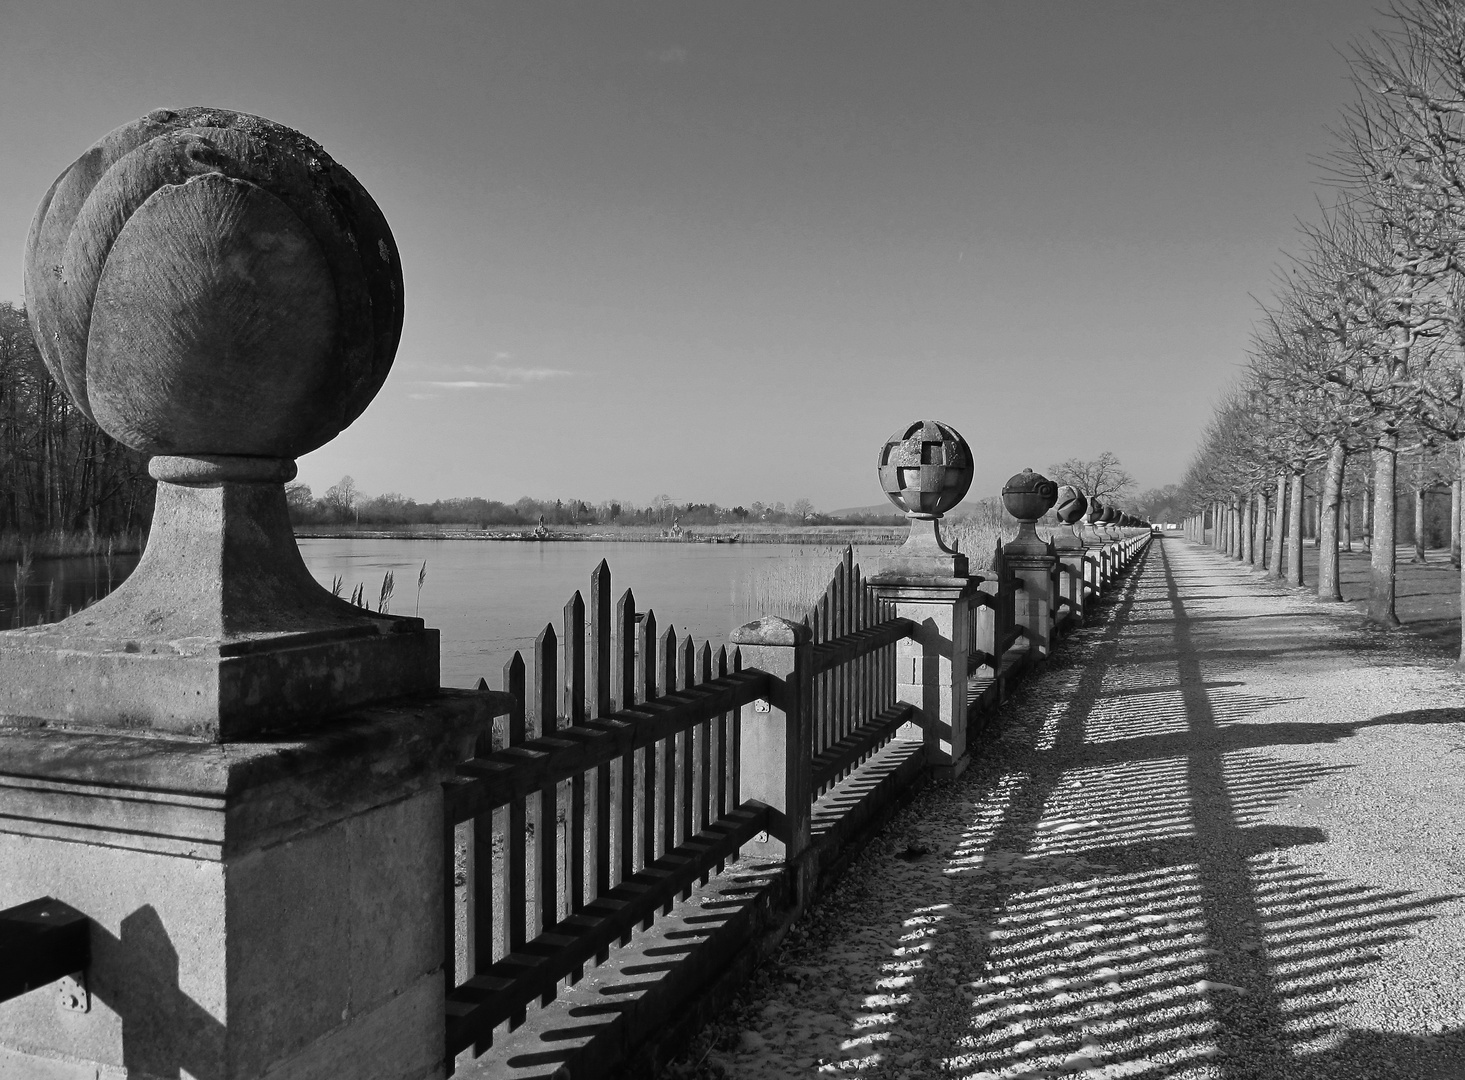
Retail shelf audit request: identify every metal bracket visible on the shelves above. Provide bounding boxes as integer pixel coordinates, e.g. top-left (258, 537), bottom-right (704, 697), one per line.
top-left (57, 973), bottom-right (89, 1013)
top-left (753, 699), bottom-right (771, 714)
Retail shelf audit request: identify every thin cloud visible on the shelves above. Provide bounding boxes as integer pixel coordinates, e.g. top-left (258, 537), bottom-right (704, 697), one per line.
top-left (423, 380), bottom-right (517, 390)
top-left (406, 362), bottom-right (573, 393)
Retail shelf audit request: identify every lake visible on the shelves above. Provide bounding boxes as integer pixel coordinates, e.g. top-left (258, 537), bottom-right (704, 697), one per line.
top-left (0, 539), bottom-right (893, 690)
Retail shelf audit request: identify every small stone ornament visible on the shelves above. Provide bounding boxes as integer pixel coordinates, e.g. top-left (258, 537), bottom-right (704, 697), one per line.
top-left (1053, 484), bottom-right (1088, 525)
top-left (1052, 484), bottom-right (1088, 550)
top-left (1001, 468), bottom-right (1058, 555)
top-left (876, 419), bottom-right (974, 576)
top-left (1, 108), bottom-right (433, 740)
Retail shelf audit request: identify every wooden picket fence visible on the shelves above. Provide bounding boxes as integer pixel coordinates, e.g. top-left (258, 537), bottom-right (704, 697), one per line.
top-left (439, 531), bottom-right (1151, 1076)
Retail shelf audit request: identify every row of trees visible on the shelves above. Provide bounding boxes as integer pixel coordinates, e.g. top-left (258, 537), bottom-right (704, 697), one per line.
top-left (1182, 0), bottom-right (1465, 655)
top-left (285, 478), bottom-right (887, 529)
top-left (0, 302), bottom-right (153, 541)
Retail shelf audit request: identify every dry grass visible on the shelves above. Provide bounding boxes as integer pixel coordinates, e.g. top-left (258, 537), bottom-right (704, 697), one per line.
top-left (735, 547), bottom-right (856, 625)
top-left (943, 518), bottom-right (1017, 571)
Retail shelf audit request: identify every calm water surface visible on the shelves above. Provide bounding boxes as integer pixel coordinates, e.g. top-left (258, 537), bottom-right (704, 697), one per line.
top-left (300, 539), bottom-right (888, 688)
top-left (0, 540), bottom-right (890, 689)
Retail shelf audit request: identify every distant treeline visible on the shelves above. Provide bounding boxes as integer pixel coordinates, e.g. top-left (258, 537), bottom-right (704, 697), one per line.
top-left (287, 477), bottom-right (902, 529)
top-left (0, 302), bottom-right (154, 539)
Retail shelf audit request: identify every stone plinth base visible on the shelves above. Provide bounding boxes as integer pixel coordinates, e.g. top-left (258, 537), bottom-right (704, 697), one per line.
top-left (0, 690), bottom-right (493, 1080)
top-left (868, 574), bottom-right (979, 775)
top-left (0, 624), bottom-right (439, 742)
top-left (0, 476), bottom-right (439, 742)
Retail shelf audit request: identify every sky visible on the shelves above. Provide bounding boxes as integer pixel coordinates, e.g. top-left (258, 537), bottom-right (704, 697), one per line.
top-left (0, 1), bottom-right (1390, 512)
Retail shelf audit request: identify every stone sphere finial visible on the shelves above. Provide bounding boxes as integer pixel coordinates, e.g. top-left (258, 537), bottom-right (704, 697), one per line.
top-left (1053, 484), bottom-right (1087, 525)
top-left (1000, 468), bottom-right (1058, 523)
top-left (877, 420), bottom-right (973, 520)
top-left (1085, 497), bottom-right (1104, 524)
top-left (23, 107), bottom-right (403, 466)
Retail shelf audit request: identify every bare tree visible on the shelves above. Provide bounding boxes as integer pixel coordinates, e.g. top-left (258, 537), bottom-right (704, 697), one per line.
top-left (1046, 452), bottom-right (1134, 505)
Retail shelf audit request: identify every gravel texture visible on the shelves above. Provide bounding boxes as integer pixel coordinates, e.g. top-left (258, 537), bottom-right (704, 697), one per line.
top-left (662, 537), bottom-right (1465, 1080)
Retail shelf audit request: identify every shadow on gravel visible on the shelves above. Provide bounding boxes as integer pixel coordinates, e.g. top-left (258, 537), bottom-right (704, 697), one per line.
top-left (662, 540), bottom-right (1463, 1080)
top-left (929, 538), bottom-right (1463, 1080)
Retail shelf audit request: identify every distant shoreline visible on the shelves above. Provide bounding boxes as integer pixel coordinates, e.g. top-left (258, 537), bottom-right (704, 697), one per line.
top-left (292, 524), bottom-right (907, 546)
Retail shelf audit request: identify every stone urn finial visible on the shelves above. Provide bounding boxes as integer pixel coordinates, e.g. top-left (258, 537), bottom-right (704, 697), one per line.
top-left (875, 419), bottom-right (973, 576)
top-left (1001, 468), bottom-right (1058, 554)
top-left (3, 108), bottom-right (433, 740)
top-left (1085, 497), bottom-right (1104, 525)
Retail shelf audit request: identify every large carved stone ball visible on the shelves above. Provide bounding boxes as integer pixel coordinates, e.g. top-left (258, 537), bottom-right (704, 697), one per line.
top-left (1001, 468), bottom-right (1058, 522)
top-left (877, 419), bottom-right (973, 519)
top-left (23, 107), bottom-right (403, 460)
top-left (1085, 498), bottom-right (1104, 524)
top-left (1054, 484), bottom-right (1088, 525)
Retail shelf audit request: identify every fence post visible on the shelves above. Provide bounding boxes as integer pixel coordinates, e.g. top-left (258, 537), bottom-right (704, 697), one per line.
top-left (730, 616), bottom-right (814, 905)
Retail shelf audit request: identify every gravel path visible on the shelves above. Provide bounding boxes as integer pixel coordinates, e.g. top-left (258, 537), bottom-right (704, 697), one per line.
top-left (665, 536), bottom-right (1465, 1080)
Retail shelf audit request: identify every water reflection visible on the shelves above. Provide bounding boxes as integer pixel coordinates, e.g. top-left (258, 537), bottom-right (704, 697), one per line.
top-left (0, 551), bottom-right (141, 629)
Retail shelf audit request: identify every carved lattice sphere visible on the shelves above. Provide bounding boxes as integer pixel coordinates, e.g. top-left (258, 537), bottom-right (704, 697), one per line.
top-left (876, 420), bottom-right (973, 519)
top-left (23, 107), bottom-right (403, 460)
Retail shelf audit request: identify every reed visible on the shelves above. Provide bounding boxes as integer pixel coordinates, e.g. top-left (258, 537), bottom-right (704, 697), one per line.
top-left (943, 518), bottom-right (1018, 570)
top-left (735, 547), bottom-right (851, 624)
top-left (0, 528), bottom-right (146, 562)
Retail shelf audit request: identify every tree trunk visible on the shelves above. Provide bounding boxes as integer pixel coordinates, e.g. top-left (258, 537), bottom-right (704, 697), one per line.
top-left (1452, 472), bottom-right (1461, 568)
top-left (1286, 471), bottom-right (1305, 586)
top-left (1269, 472), bottom-right (1287, 579)
top-left (1254, 491), bottom-right (1266, 569)
top-left (1318, 441), bottom-right (1344, 602)
top-left (1243, 493), bottom-right (1255, 566)
top-left (1363, 476), bottom-right (1373, 552)
top-left (1229, 500), bottom-right (1240, 558)
top-left (1238, 498), bottom-right (1249, 562)
top-left (1342, 493), bottom-right (1352, 552)
top-left (1370, 436), bottom-right (1400, 626)
top-left (1413, 482), bottom-right (1427, 563)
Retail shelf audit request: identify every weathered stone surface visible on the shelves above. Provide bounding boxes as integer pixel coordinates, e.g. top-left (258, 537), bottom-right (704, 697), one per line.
top-left (11, 110), bottom-right (425, 738)
top-left (24, 108), bottom-right (401, 454)
top-left (876, 419), bottom-right (973, 519)
top-left (0, 692), bottom-right (487, 1080)
top-left (730, 615), bottom-right (811, 647)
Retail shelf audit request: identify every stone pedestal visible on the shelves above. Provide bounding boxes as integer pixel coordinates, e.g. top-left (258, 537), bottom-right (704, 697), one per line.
top-left (0, 692), bottom-right (492, 1080)
top-left (1051, 528), bottom-right (1087, 629)
top-left (1004, 527), bottom-right (1059, 663)
top-left (868, 573), bottom-right (979, 779)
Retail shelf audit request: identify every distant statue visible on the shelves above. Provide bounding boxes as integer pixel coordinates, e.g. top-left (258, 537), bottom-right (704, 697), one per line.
top-left (534, 515), bottom-right (549, 539)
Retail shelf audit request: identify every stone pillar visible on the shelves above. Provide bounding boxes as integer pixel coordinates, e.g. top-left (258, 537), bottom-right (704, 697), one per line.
top-left (732, 617), bottom-right (813, 900)
top-left (1051, 485), bottom-right (1090, 629)
top-left (1001, 469), bottom-right (1060, 664)
top-left (869, 420), bottom-right (980, 779)
top-left (0, 109), bottom-right (488, 1080)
